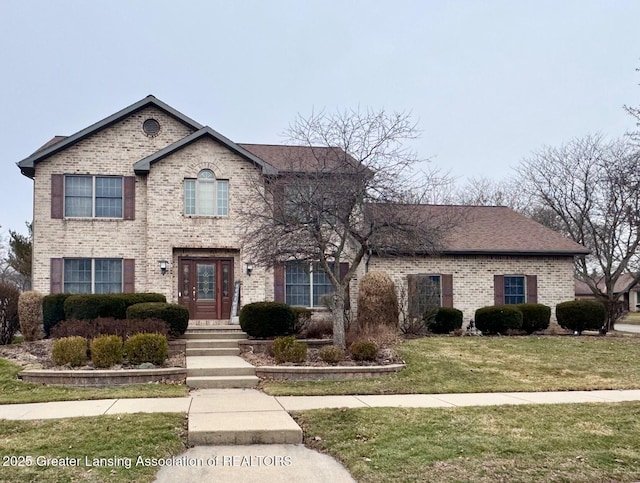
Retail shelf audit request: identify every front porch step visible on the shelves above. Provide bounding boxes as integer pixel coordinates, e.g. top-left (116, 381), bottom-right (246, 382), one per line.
top-left (186, 375), bottom-right (259, 389)
top-left (186, 347), bottom-right (240, 357)
top-left (184, 331), bottom-right (247, 340)
top-left (188, 412), bottom-right (302, 445)
top-left (186, 339), bottom-right (244, 348)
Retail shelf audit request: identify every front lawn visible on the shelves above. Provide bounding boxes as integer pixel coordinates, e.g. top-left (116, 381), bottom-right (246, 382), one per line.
top-left (0, 413), bottom-right (187, 482)
top-left (262, 336), bottom-right (640, 396)
top-left (296, 402), bottom-right (640, 482)
top-left (0, 358), bottom-right (187, 405)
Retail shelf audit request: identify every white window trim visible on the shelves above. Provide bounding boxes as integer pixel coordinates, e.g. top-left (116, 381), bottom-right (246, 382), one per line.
top-left (63, 258), bottom-right (123, 294)
top-left (503, 274), bottom-right (527, 304)
top-left (285, 261), bottom-right (333, 309)
top-left (64, 175), bottom-right (123, 219)
top-left (184, 173), bottom-right (229, 217)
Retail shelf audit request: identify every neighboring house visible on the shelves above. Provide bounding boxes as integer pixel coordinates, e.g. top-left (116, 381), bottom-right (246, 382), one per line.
top-left (17, 95), bottom-right (589, 325)
top-left (574, 274), bottom-right (640, 313)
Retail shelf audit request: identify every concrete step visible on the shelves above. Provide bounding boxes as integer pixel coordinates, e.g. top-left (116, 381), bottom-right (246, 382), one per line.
top-left (186, 339), bottom-right (243, 348)
top-left (188, 411), bottom-right (302, 445)
top-left (184, 331), bottom-right (247, 340)
top-left (186, 375), bottom-right (260, 389)
top-left (186, 347), bottom-right (240, 357)
top-left (187, 364), bottom-right (255, 377)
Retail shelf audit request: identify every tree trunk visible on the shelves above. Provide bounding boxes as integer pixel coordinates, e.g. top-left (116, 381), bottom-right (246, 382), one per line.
top-left (332, 292), bottom-right (346, 349)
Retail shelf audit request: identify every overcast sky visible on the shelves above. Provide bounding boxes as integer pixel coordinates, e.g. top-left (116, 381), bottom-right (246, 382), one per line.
top-left (1, 0), bottom-right (639, 237)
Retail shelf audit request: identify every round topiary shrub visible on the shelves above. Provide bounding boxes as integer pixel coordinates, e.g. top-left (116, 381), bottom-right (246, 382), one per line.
top-left (18, 290), bottom-right (44, 341)
top-left (272, 336), bottom-right (308, 363)
top-left (126, 303), bottom-right (189, 336)
top-left (349, 340), bottom-right (379, 361)
top-left (319, 345), bottom-right (345, 363)
top-left (239, 302), bottom-right (295, 338)
top-left (428, 307), bottom-right (463, 334)
top-left (475, 305), bottom-right (523, 335)
top-left (90, 335), bottom-right (123, 368)
top-left (556, 300), bottom-right (606, 334)
top-left (52, 336), bottom-right (88, 367)
top-left (124, 333), bottom-right (168, 365)
top-left (515, 303), bottom-right (551, 334)
top-left (356, 271), bottom-right (399, 332)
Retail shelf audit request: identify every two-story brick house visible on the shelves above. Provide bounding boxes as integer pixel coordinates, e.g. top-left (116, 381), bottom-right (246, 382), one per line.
top-left (17, 95), bottom-right (589, 325)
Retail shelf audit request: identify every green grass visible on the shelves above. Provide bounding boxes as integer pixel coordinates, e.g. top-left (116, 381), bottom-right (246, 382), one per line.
top-left (295, 402), bottom-right (640, 482)
top-left (0, 413), bottom-right (187, 482)
top-left (263, 336), bottom-right (640, 396)
top-left (0, 358), bottom-right (187, 404)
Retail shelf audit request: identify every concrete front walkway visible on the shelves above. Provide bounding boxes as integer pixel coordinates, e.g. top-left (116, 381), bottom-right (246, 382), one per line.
top-left (3, 389), bottom-right (640, 421)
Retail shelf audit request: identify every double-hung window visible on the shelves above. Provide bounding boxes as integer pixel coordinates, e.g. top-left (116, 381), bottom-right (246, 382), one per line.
top-left (184, 169), bottom-right (229, 216)
top-left (285, 261), bottom-right (333, 308)
top-left (63, 258), bottom-right (122, 294)
top-left (408, 274), bottom-right (442, 318)
top-left (64, 175), bottom-right (123, 218)
top-left (504, 275), bottom-right (526, 304)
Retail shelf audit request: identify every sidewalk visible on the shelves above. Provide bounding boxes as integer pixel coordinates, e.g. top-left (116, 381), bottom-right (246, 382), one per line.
top-left (3, 388), bottom-right (640, 420)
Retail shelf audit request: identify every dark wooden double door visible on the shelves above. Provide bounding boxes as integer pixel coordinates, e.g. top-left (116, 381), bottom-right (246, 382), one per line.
top-left (178, 258), bottom-right (233, 319)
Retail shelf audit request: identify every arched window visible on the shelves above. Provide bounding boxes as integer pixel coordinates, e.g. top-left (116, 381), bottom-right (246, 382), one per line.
top-left (184, 169), bottom-right (229, 216)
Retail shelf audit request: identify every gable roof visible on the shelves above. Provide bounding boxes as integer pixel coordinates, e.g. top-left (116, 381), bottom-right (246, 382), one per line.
top-left (239, 143), bottom-right (359, 173)
top-left (133, 127), bottom-right (278, 175)
top-left (367, 204), bottom-right (590, 256)
top-left (17, 95), bottom-right (203, 178)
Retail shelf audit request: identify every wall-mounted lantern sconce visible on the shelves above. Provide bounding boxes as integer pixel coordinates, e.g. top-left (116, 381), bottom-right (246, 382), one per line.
top-left (246, 263), bottom-right (253, 276)
top-left (159, 259), bottom-right (168, 276)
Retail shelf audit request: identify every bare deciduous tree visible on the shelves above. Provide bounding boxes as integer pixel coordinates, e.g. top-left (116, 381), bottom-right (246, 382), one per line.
top-left (517, 134), bottom-right (640, 329)
top-left (241, 108), bottom-right (456, 347)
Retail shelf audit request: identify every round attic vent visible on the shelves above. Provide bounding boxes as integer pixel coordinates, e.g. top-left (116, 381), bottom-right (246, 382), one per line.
top-left (142, 118), bottom-right (161, 137)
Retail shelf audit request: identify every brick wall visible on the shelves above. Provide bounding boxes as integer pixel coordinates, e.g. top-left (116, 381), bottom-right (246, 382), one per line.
top-left (365, 254), bottom-right (576, 325)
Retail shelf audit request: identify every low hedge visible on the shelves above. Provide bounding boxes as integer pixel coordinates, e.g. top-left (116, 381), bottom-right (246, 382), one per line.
top-left (475, 305), bottom-right (523, 335)
top-left (556, 300), bottom-right (606, 334)
top-left (126, 303), bottom-right (189, 336)
top-left (51, 317), bottom-right (169, 339)
top-left (63, 293), bottom-right (167, 322)
top-left (239, 302), bottom-right (295, 338)
top-left (427, 307), bottom-right (463, 334)
top-left (515, 303), bottom-right (551, 334)
top-left (43, 294), bottom-right (72, 337)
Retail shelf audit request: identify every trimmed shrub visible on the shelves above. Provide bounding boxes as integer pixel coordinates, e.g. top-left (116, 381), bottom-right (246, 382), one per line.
top-left (239, 302), bottom-right (295, 338)
top-left (319, 345), bottom-right (344, 363)
top-left (272, 336), bottom-right (307, 363)
top-left (355, 271), bottom-right (399, 332)
top-left (124, 333), bottom-right (168, 365)
top-left (43, 293), bottom-right (72, 336)
top-left (475, 305), bottom-right (523, 335)
top-left (64, 294), bottom-right (127, 321)
top-left (516, 303), bottom-right (551, 334)
top-left (556, 300), bottom-right (606, 334)
top-left (52, 336), bottom-right (88, 367)
top-left (291, 307), bottom-right (313, 335)
top-left (428, 307), bottom-right (463, 334)
top-left (18, 291), bottom-right (44, 341)
top-left (90, 335), bottom-right (123, 368)
top-left (126, 303), bottom-right (189, 336)
top-left (51, 317), bottom-right (169, 340)
top-left (0, 282), bottom-right (20, 345)
top-left (118, 293), bottom-right (166, 308)
top-left (349, 340), bottom-right (379, 361)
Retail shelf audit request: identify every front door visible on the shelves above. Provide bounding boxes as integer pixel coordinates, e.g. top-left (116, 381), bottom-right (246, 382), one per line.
top-left (178, 258), bottom-right (233, 319)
